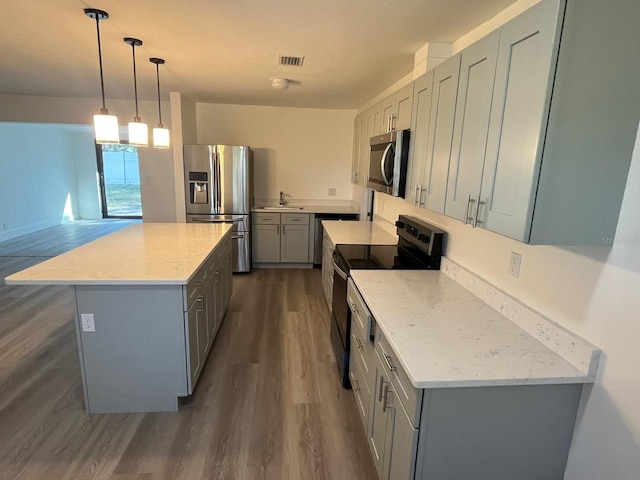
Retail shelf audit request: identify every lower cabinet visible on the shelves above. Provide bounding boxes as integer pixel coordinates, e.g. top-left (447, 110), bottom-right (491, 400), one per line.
top-left (321, 232), bottom-right (334, 312)
top-left (184, 234), bottom-right (233, 393)
top-left (349, 278), bottom-right (584, 480)
top-left (253, 212), bottom-right (311, 263)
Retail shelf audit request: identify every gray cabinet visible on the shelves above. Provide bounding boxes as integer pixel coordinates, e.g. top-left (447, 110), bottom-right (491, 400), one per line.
top-left (350, 277), bottom-right (584, 480)
top-left (253, 212), bottom-right (311, 263)
top-left (444, 31), bottom-right (500, 222)
top-left (321, 232), bottom-right (334, 311)
top-left (422, 54), bottom-right (461, 214)
top-left (406, 71), bottom-right (434, 208)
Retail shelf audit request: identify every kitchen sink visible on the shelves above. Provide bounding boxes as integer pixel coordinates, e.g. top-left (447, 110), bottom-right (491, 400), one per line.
top-left (261, 206), bottom-right (304, 211)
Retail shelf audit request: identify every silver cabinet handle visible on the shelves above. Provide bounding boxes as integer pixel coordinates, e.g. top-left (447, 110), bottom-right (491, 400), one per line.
top-left (473, 197), bottom-right (486, 227)
top-left (282, 225), bottom-right (285, 235)
top-left (383, 354), bottom-right (396, 372)
top-left (414, 184), bottom-right (420, 207)
top-left (464, 194), bottom-right (476, 225)
top-left (350, 301), bottom-right (358, 314)
top-left (276, 225), bottom-right (280, 235)
top-left (378, 376), bottom-right (385, 401)
top-left (419, 186), bottom-right (427, 207)
top-left (355, 337), bottom-right (363, 350)
top-left (382, 384), bottom-right (394, 413)
top-left (353, 378), bottom-right (360, 392)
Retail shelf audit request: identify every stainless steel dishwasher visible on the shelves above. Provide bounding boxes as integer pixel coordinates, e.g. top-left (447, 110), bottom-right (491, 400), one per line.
top-left (313, 213), bottom-right (359, 267)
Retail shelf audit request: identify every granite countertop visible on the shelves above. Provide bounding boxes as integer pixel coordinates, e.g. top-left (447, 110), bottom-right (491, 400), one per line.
top-left (4, 223), bottom-right (233, 286)
top-left (322, 220), bottom-right (397, 245)
top-left (350, 269), bottom-right (597, 389)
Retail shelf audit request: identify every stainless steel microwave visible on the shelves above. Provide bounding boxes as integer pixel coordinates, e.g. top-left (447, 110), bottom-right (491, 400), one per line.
top-left (367, 129), bottom-right (410, 197)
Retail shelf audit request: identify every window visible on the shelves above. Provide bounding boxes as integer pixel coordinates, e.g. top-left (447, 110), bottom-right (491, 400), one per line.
top-left (96, 143), bottom-right (142, 218)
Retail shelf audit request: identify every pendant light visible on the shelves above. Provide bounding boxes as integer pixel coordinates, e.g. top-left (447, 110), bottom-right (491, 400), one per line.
top-left (85, 8), bottom-right (119, 144)
top-left (149, 58), bottom-right (170, 149)
top-left (124, 37), bottom-right (148, 147)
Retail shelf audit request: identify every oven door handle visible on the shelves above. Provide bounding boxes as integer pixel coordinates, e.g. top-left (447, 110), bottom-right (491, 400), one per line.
top-left (332, 259), bottom-right (348, 281)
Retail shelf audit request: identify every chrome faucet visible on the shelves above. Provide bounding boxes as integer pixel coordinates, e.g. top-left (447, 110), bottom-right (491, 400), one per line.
top-left (279, 191), bottom-right (288, 206)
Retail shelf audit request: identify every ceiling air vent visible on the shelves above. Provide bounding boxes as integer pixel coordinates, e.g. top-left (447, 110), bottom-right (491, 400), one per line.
top-left (279, 55), bottom-right (305, 67)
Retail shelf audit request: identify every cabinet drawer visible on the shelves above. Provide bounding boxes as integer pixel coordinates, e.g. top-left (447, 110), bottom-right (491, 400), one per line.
top-left (376, 333), bottom-right (421, 427)
top-left (281, 213), bottom-right (310, 225)
top-left (254, 212), bottom-right (280, 225)
top-left (185, 265), bottom-right (207, 309)
top-left (349, 337), bottom-right (372, 432)
top-left (347, 279), bottom-right (372, 341)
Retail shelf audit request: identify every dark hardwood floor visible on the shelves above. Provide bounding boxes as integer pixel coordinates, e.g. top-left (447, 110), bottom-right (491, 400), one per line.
top-left (0, 222), bottom-right (376, 480)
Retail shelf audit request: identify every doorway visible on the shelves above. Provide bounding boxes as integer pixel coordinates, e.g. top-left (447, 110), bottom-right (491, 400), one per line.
top-left (96, 143), bottom-right (142, 218)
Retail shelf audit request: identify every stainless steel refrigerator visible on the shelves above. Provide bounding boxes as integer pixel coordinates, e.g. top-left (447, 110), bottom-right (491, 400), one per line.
top-left (184, 144), bottom-right (253, 272)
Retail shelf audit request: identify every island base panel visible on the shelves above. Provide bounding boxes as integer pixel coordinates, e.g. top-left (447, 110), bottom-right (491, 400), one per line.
top-left (74, 285), bottom-right (188, 414)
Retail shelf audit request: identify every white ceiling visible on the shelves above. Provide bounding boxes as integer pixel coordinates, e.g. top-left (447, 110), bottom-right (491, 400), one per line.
top-left (0, 0), bottom-right (517, 109)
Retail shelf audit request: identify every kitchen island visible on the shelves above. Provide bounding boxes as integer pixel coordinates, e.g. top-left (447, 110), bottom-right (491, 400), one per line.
top-left (5, 223), bottom-right (234, 413)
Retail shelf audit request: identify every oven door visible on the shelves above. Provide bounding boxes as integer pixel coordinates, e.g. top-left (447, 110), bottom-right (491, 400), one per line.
top-left (331, 256), bottom-right (349, 350)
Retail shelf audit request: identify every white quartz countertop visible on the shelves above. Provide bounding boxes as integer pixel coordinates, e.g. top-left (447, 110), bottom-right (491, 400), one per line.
top-left (350, 270), bottom-right (591, 389)
top-left (322, 220), bottom-right (397, 245)
top-left (252, 204), bottom-right (360, 214)
top-left (4, 223), bottom-right (233, 286)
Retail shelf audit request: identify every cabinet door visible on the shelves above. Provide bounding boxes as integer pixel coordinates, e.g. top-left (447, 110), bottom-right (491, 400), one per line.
top-left (379, 95), bottom-right (395, 134)
top-left (214, 259), bottom-right (224, 326)
top-left (395, 83), bottom-right (414, 131)
top-left (352, 113), bottom-right (363, 184)
top-left (387, 395), bottom-right (419, 480)
top-left (423, 54), bottom-right (461, 214)
top-left (445, 31), bottom-right (500, 222)
top-left (280, 224), bottom-right (310, 263)
top-left (479, 0), bottom-right (562, 241)
top-left (406, 71), bottom-right (434, 207)
top-left (253, 224), bottom-right (280, 262)
top-left (369, 358), bottom-right (392, 479)
top-left (349, 337), bottom-right (373, 434)
top-left (185, 295), bottom-right (205, 392)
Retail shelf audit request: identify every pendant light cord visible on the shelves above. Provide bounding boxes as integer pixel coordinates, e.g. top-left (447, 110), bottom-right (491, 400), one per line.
top-left (94, 16), bottom-right (107, 113)
top-left (155, 63), bottom-right (163, 127)
top-left (131, 44), bottom-right (140, 121)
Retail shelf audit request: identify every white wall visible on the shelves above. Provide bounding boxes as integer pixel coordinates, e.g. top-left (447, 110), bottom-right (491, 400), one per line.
top-left (70, 130), bottom-right (102, 220)
top-left (0, 94), bottom-right (178, 223)
top-left (0, 123), bottom-right (78, 241)
top-left (196, 103), bottom-right (355, 203)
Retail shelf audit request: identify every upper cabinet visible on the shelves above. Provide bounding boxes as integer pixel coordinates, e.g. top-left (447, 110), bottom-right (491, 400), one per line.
top-left (404, 0), bottom-right (639, 245)
top-left (376, 83), bottom-right (416, 135)
top-left (444, 31), bottom-right (500, 223)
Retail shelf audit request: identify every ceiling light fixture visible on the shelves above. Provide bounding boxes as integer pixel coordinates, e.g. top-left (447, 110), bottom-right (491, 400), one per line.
top-left (124, 37), bottom-right (148, 147)
top-left (272, 78), bottom-right (290, 90)
top-left (149, 57), bottom-right (170, 149)
top-left (85, 8), bottom-right (119, 144)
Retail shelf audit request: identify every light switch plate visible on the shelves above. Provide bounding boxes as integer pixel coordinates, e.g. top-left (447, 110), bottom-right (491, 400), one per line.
top-left (328, 187), bottom-right (337, 197)
top-left (81, 313), bottom-right (95, 332)
top-left (509, 252), bottom-right (522, 278)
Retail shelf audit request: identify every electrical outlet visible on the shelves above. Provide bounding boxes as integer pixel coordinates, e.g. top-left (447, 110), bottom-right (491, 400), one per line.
top-left (509, 252), bottom-right (522, 278)
top-left (81, 313), bottom-right (95, 332)
top-left (328, 187), bottom-right (337, 197)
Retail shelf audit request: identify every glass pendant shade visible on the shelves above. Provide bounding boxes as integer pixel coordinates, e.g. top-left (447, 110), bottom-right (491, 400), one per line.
top-left (85, 8), bottom-right (120, 144)
top-left (153, 127), bottom-right (170, 149)
top-left (93, 113), bottom-right (120, 144)
top-left (128, 121), bottom-right (149, 147)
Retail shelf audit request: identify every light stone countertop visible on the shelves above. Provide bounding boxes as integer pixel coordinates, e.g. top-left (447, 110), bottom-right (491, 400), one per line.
top-left (251, 204), bottom-right (360, 214)
top-left (322, 220), bottom-right (397, 245)
top-left (4, 223), bottom-right (233, 286)
top-left (350, 269), bottom-right (594, 389)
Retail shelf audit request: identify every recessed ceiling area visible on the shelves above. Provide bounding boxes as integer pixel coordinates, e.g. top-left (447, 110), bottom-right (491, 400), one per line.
top-left (0, 0), bottom-right (518, 109)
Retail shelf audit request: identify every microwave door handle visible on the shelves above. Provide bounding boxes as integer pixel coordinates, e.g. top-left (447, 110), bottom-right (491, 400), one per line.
top-left (380, 143), bottom-right (393, 185)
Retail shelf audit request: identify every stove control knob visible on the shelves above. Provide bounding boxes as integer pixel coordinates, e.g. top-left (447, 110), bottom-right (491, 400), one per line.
top-left (395, 221), bottom-right (405, 228)
top-left (407, 226), bottom-right (418, 236)
top-left (418, 233), bottom-right (430, 243)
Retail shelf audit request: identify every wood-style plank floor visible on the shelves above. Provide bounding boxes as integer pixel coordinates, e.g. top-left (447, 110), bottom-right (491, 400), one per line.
top-left (0, 221), bottom-right (376, 480)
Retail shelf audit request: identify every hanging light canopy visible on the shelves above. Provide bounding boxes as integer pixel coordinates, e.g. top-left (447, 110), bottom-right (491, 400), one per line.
top-left (124, 37), bottom-right (148, 147)
top-left (85, 8), bottom-right (119, 144)
top-left (149, 57), bottom-right (170, 149)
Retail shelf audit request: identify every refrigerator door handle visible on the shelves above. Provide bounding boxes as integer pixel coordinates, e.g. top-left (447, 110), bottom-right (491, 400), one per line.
top-left (215, 150), bottom-right (222, 214)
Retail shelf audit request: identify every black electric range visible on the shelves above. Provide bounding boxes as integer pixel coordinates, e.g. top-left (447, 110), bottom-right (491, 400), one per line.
top-left (330, 215), bottom-right (445, 388)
